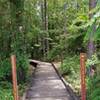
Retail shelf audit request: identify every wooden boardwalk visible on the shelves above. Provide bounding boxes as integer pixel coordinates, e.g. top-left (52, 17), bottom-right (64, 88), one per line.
top-left (25, 61), bottom-right (74, 100)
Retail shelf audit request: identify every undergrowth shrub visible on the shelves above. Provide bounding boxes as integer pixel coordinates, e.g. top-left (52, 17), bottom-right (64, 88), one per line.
top-left (47, 45), bottom-right (62, 61)
top-left (86, 57), bottom-right (100, 100)
top-left (0, 55), bottom-right (29, 100)
top-left (60, 55), bottom-right (80, 94)
top-left (60, 55), bottom-right (80, 76)
top-left (0, 59), bottom-right (11, 81)
top-left (87, 75), bottom-right (100, 100)
top-left (0, 82), bottom-right (13, 100)
top-left (0, 54), bottom-right (29, 83)
top-left (0, 88), bottom-right (13, 100)
top-left (16, 54), bottom-right (29, 83)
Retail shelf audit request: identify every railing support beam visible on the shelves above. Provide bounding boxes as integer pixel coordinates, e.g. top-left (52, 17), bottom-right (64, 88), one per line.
top-left (11, 55), bottom-right (19, 100)
top-left (80, 53), bottom-right (86, 100)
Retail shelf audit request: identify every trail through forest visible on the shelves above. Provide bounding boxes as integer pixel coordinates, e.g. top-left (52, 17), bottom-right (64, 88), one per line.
top-left (0, 0), bottom-right (100, 99)
top-left (25, 61), bottom-right (77, 100)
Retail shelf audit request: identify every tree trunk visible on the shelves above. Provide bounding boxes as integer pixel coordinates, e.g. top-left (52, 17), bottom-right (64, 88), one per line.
top-left (41, 0), bottom-right (46, 60)
top-left (41, 0), bottom-right (49, 60)
top-left (10, 0), bottom-right (26, 82)
top-left (88, 0), bottom-right (96, 58)
top-left (89, 0), bottom-right (96, 18)
top-left (44, 0), bottom-right (49, 59)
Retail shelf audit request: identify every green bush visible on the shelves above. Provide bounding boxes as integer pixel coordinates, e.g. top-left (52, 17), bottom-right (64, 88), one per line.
top-left (59, 55), bottom-right (80, 94)
top-left (16, 53), bottom-right (29, 83)
top-left (91, 88), bottom-right (100, 99)
top-left (0, 59), bottom-right (11, 81)
top-left (0, 82), bottom-right (13, 100)
top-left (86, 53), bottom-right (100, 100)
top-left (0, 54), bottom-right (29, 100)
top-left (47, 45), bottom-right (62, 61)
top-left (86, 54), bottom-right (99, 68)
top-left (87, 70), bottom-right (100, 100)
top-left (0, 88), bottom-right (13, 100)
top-left (0, 54), bottom-right (29, 83)
top-left (60, 55), bottom-right (80, 75)
top-left (87, 76), bottom-right (100, 100)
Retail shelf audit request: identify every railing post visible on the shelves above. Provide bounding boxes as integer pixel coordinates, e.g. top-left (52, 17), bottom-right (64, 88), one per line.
top-left (80, 53), bottom-right (86, 100)
top-left (11, 55), bottom-right (19, 100)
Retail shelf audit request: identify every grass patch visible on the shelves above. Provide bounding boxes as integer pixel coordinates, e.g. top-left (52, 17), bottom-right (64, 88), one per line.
top-left (0, 88), bottom-right (13, 100)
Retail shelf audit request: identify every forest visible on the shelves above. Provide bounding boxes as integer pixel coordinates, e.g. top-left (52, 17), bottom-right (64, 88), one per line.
top-left (0, 0), bottom-right (100, 100)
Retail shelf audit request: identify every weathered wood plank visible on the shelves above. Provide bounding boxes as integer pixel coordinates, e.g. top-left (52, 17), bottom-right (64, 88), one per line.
top-left (26, 62), bottom-right (73, 100)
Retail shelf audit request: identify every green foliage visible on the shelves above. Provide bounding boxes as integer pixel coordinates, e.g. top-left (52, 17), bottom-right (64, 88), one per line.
top-left (0, 82), bottom-right (13, 100)
top-left (16, 54), bottom-right (29, 83)
top-left (0, 59), bottom-right (11, 81)
top-left (0, 0), bottom-right (99, 98)
top-left (61, 60), bottom-right (73, 75)
top-left (84, 25), bottom-right (100, 43)
top-left (0, 88), bottom-right (13, 100)
top-left (86, 54), bottom-right (99, 68)
top-left (0, 0), bottom-right (29, 97)
top-left (47, 45), bottom-right (62, 61)
top-left (59, 55), bottom-right (80, 94)
top-left (94, 26), bottom-right (100, 41)
top-left (87, 75), bottom-right (100, 100)
top-left (60, 55), bottom-right (80, 75)
top-left (86, 54), bottom-right (100, 100)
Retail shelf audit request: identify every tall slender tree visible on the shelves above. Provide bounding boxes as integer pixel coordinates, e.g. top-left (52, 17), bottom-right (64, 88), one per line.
top-left (41, 0), bottom-right (49, 60)
top-left (44, 0), bottom-right (49, 58)
top-left (88, 0), bottom-right (96, 58)
top-left (41, 0), bottom-right (45, 59)
top-left (9, 0), bottom-right (27, 82)
top-left (10, 0), bottom-right (25, 53)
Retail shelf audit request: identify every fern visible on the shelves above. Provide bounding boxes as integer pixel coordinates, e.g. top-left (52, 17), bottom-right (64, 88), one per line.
top-left (91, 88), bottom-right (100, 99)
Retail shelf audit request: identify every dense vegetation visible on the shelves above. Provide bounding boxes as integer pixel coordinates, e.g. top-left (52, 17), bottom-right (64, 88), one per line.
top-left (0, 0), bottom-right (100, 99)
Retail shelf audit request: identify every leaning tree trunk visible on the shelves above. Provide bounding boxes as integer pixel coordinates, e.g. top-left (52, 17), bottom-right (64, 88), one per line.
top-left (88, 0), bottom-right (96, 58)
top-left (87, 1), bottom-right (97, 99)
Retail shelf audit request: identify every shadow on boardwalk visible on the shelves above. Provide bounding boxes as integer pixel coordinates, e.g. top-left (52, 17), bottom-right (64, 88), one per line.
top-left (25, 61), bottom-right (79, 100)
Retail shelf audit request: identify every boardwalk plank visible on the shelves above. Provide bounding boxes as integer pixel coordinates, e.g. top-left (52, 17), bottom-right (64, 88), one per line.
top-left (26, 62), bottom-right (73, 100)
